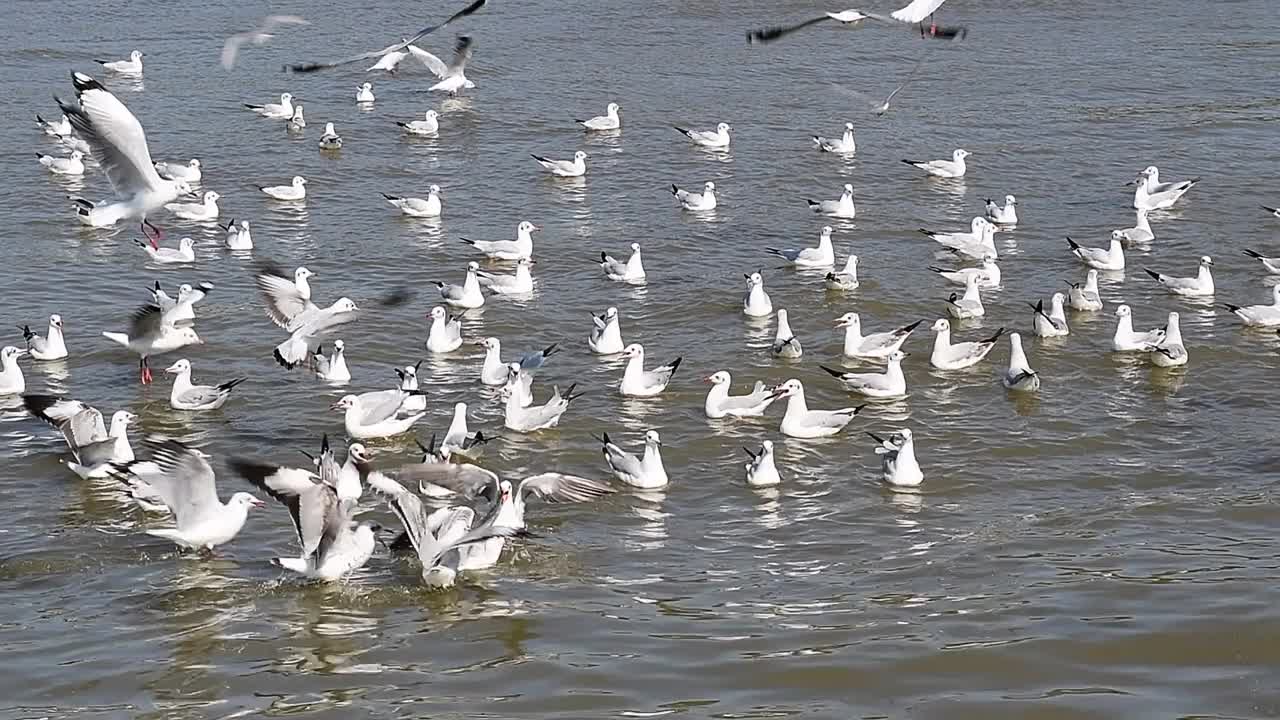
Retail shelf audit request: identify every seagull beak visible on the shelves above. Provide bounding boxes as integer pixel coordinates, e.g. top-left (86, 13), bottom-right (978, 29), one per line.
top-left (163, 363), bottom-right (181, 373)
top-left (251, 498), bottom-right (266, 508)
top-left (329, 401), bottom-right (344, 410)
top-left (703, 375), bottom-right (714, 383)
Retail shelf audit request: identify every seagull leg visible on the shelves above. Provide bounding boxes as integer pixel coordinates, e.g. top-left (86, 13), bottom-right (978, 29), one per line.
top-left (141, 356), bottom-right (153, 384)
top-left (141, 219), bottom-right (163, 249)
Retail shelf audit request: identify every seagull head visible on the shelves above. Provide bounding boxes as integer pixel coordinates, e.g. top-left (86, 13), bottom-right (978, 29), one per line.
top-left (703, 181), bottom-right (716, 193)
top-left (821, 226), bottom-right (833, 239)
top-left (49, 314), bottom-right (63, 329)
top-left (644, 430), bottom-right (662, 448)
top-left (164, 359), bottom-right (191, 375)
top-left (479, 337), bottom-right (499, 351)
top-left (324, 122), bottom-right (336, 134)
top-left (499, 479), bottom-right (514, 503)
top-left (717, 122), bottom-right (732, 134)
top-left (466, 261), bottom-right (480, 272)
top-left (179, 237), bottom-right (195, 251)
top-left (295, 266), bottom-right (314, 282)
top-left (833, 312), bottom-right (859, 329)
top-left (1005, 194), bottom-right (1017, 205)
top-left (767, 379), bottom-right (801, 401)
top-left (331, 394), bottom-right (358, 411)
top-left (189, 159), bottom-right (201, 168)
top-left (706, 370), bottom-right (730, 385)
top-left (630, 242), bottom-right (641, 252)
top-left (1114, 304), bottom-right (1132, 318)
top-left (360, 82), bottom-right (372, 90)
top-left (131, 50), bottom-right (144, 61)
top-left (1199, 255), bottom-right (1214, 267)
top-left (429, 184), bottom-right (442, 195)
top-left (426, 110), bottom-right (439, 120)
top-left (430, 306), bottom-right (447, 321)
top-left (888, 350), bottom-right (906, 364)
top-left (281, 92), bottom-right (294, 103)
top-left (607, 102), bottom-right (620, 114)
top-left (518, 220), bottom-right (540, 234)
top-left (744, 271), bottom-right (763, 287)
top-left (173, 180), bottom-right (196, 197)
top-left (622, 343), bottom-right (644, 359)
top-left (931, 318), bottom-right (951, 333)
top-left (204, 191), bottom-right (220, 203)
top-left (844, 122), bottom-right (854, 131)
top-left (348, 443), bottom-right (372, 463)
top-left (0, 346), bottom-right (23, 362)
top-left (70, 151), bottom-right (84, 161)
top-left (231, 492), bottom-right (266, 510)
top-left (760, 439), bottom-right (773, 455)
top-left (842, 183), bottom-right (854, 195)
top-left (333, 339), bottom-right (345, 352)
top-left (332, 297), bottom-right (358, 313)
top-left (954, 149), bottom-right (970, 160)
top-left (111, 410), bottom-right (137, 427)
top-left (292, 176), bottom-right (307, 186)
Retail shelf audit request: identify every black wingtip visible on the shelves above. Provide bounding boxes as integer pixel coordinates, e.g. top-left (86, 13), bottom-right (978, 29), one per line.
top-left (901, 319), bottom-right (924, 333)
top-left (819, 365), bottom-right (846, 378)
top-left (542, 343), bottom-right (560, 357)
top-left (668, 357), bottom-right (682, 373)
top-left (1222, 303), bottom-right (1242, 313)
top-left (380, 192), bottom-right (399, 201)
top-left (866, 431), bottom-right (886, 444)
top-left (984, 327), bottom-right (1006, 344)
top-left (218, 377), bottom-right (248, 392)
top-left (1243, 248), bottom-right (1264, 259)
top-left (742, 445), bottom-right (759, 459)
top-left (1066, 236), bottom-right (1081, 250)
top-left (1143, 268), bottom-right (1161, 281)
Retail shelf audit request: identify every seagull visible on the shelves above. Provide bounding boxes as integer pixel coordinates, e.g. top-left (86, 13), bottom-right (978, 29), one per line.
top-left (824, 255), bottom-right (861, 290)
top-left (1065, 270), bottom-right (1104, 312)
top-left (222, 219), bottom-right (253, 250)
top-left (479, 338), bottom-right (558, 385)
top-left (134, 237), bottom-right (195, 264)
top-left (103, 305), bottom-right (202, 383)
top-left (407, 35), bottom-right (476, 95)
top-left (813, 122), bottom-right (856, 153)
top-left (504, 377), bottom-right (581, 432)
top-left (311, 340), bottom-right (351, 383)
top-left (0, 346), bottom-right (25, 394)
top-left (165, 190), bottom-right (220, 221)
top-left (1029, 294), bottom-right (1070, 337)
top-left (395, 363), bottom-right (427, 412)
top-left (1242, 248), bottom-right (1280, 275)
top-left (222, 15), bottom-right (309, 70)
top-left (501, 362), bottom-right (535, 408)
top-left (619, 344), bottom-right (681, 397)
top-left (821, 350), bottom-right (908, 399)
top-left (434, 261), bottom-right (485, 309)
top-left (318, 122), bottom-right (342, 150)
top-left (929, 319), bottom-right (1003, 370)
top-left (273, 299), bottom-right (360, 370)
top-left (289, 105), bottom-right (306, 128)
top-left (425, 306), bottom-right (463, 353)
top-left (598, 430), bottom-right (668, 489)
top-left (154, 158), bottom-right (202, 183)
top-left (829, 52), bottom-right (927, 114)
top-left (743, 441), bottom-right (781, 487)
top-left (35, 113), bottom-right (72, 137)
top-left (1137, 165), bottom-right (1196, 195)
top-left (332, 391), bottom-right (425, 440)
top-left (577, 102), bottom-right (621, 131)
top-left (836, 314), bottom-right (921, 360)
top-left (37, 151), bottom-right (85, 176)
top-left (599, 243), bottom-right (646, 283)
top-left (944, 274), bottom-right (985, 320)
top-left (1264, 205), bottom-right (1280, 219)
top-left (769, 379), bottom-right (863, 439)
top-left (930, 254), bottom-right (1000, 288)
top-left (922, 217), bottom-right (995, 254)
top-left (255, 263), bottom-right (318, 330)
top-left (1002, 333), bottom-right (1040, 391)
top-left (1144, 256), bottom-right (1214, 297)
top-left (286, 0), bottom-right (487, 73)
top-left (356, 82), bottom-right (376, 103)
top-left (244, 93), bottom-right (296, 119)
top-left (97, 50), bottom-right (144, 75)
top-left (870, 429), bottom-right (923, 488)
top-left (367, 46), bottom-right (409, 72)
top-left (1131, 169), bottom-right (1197, 210)
top-left (476, 258), bottom-right (535, 295)
top-left (532, 150), bottom-right (588, 177)
top-left (769, 226), bottom-right (835, 268)
top-left (703, 371), bottom-right (777, 419)
top-left (588, 306), bottom-right (624, 355)
top-left (902, 149), bottom-right (969, 178)
top-left (743, 271), bottom-right (773, 317)
top-left (985, 195), bottom-right (1018, 225)
top-left (56, 73), bottom-right (195, 228)
top-left (1113, 209), bottom-right (1153, 244)
top-left (747, 8), bottom-right (885, 45)
top-left (398, 110), bottom-right (441, 136)
top-left (121, 439), bottom-right (264, 551)
top-left (805, 184), bottom-right (856, 218)
top-left (772, 309), bottom-right (803, 358)
top-left (154, 281), bottom-right (212, 324)
top-left (383, 186), bottom-right (443, 218)
top-left (1148, 312), bottom-right (1188, 368)
top-left (438, 402), bottom-right (488, 458)
top-left (674, 122), bottom-right (732, 149)
top-left (461, 219), bottom-right (537, 259)
top-left (163, 359), bottom-right (246, 411)
top-left (20, 315), bottom-right (67, 361)
top-left (672, 181), bottom-right (717, 211)
top-left (1067, 235), bottom-right (1124, 271)
top-left (23, 394), bottom-right (135, 478)
top-left (1111, 305), bottom-right (1165, 352)
top-left (259, 176), bottom-right (307, 201)
top-left (1223, 286), bottom-right (1280, 327)
top-left (332, 441), bottom-right (372, 501)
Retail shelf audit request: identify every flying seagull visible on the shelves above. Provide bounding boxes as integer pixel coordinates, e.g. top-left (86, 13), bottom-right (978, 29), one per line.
top-left (222, 15), bottom-right (309, 70)
top-left (285, 0), bottom-right (486, 73)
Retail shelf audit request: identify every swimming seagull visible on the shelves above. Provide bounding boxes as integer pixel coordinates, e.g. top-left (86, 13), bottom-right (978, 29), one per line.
top-left (163, 359), bottom-right (246, 411)
top-left (599, 243), bottom-right (646, 283)
top-left (383, 186), bottom-right (443, 217)
top-left (222, 15), bottom-right (309, 70)
top-left (821, 350), bottom-right (908, 399)
top-left (36, 113), bottom-right (72, 137)
top-left (97, 50), bottom-right (144, 75)
top-left (286, 0), bottom-right (486, 73)
top-left (56, 72), bottom-right (195, 228)
top-left (222, 219), bottom-right (252, 250)
top-left (1111, 305), bottom-right (1165, 352)
top-left (273, 299), bottom-right (360, 370)
top-left (395, 362), bottom-right (427, 412)
top-left (1242, 248), bottom-right (1280, 275)
top-left (532, 150), bottom-right (588, 177)
top-left (1144, 256), bottom-right (1214, 297)
top-left (439, 402), bottom-right (487, 458)
top-left (836, 314), bottom-right (921, 359)
top-left (772, 309), bottom-right (803, 358)
top-left (1130, 168), bottom-right (1197, 210)
top-left (165, 191), bottom-right (220, 221)
top-left (944, 274), bottom-right (985, 319)
top-left (743, 271), bottom-right (773, 317)
top-left (244, 93), bottom-right (296, 119)
top-left (259, 176), bottom-right (307, 201)
top-left (501, 362), bottom-right (535, 408)
top-left (597, 430), bottom-right (668, 489)
top-left (985, 195), bottom-right (1018, 225)
top-left (478, 338), bottom-right (558, 385)
top-left (806, 185), bottom-right (856, 218)
top-left (434, 261), bottom-right (485, 308)
top-left (20, 314), bottom-right (67, 361)
top-left (703, 371), bottom-right (777, 419)
top-left (356, 82), bottom-right (376, 103)
top-left (870, 429), bottom-right (923, 488)
top-left (504, 376), bottom-right (582, 432)
top-left (153, 158), bottom-right (201, 183)
top-left (1029, 294), bottom-right (1069, 337)
top-left (1113, 209), bottom-right (1153, 244)
top-left (134, 237), bottom-right (195, 264)
top-left (672, 181), bottom-right (717, 211)
top-left (425, 306), bottom-right (463, 353)
top-left (825, 255), bottom-right (861, 290)
top-left (922, 217), bottom-right (995, 254)
top-left (398, 110), bottom-right (440, 135)
top-left (673, 122), bottom-right (732, 149)
top-left (769, 379), bottom-right (863, 439)
top-left (462, 219), bottom-right (537, 260)
top-left (929, 319), bottom-right (1003, 370)
top-left (768, 226), bottom-right (836, 268)
top-left (103, 304), bottom-right (202, 383)
top-left (813, 123), bottom-right (856, 153)
top-left (619, 344), bottom-right (681, 397)
top-left (37, 151), bottom-right (85, 176)
top-left (289, 105), bottom-right (306, 128)
top-left (1065, 270), bottom-right (1104, 312)
top-left (0, 347), bottom-right (25, 394)
top-left (407, 35), bottom-right (477, 95)
top-left (930, 254), bottom-right (1000, 288)
top-left (332, 390), bottom-right (425, 440)
top-left (318, 122), bottom-right (342, 150)
top-left (1223, 285), bottom-right (1280, 327)
top-left (1147, 312), bottom-right (1188, 368)
top-left (476, 258), bottom-right (535, 295)
top-left (902, 149), bottom-right (969, 178)
top-left (577, 102), bottom-right (621, 131)
top-left (1001, 333), bottom-right (1040, 391)
top-left (588, 307), bottom-right (624, 355)
top-left (743, 441), bottom-right (781, 487)
top-left (23, 394), bottom-right (135, 478)
top-left (122, 439), bottom-right (265, 552)
top-left (1067, 235), bottom-right (1124, 271)
top-left (311, 340), bottom-right (351, 383)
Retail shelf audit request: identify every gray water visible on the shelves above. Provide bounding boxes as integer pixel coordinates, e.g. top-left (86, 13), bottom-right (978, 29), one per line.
top-left (4, 0), bottom-right (1280, 717)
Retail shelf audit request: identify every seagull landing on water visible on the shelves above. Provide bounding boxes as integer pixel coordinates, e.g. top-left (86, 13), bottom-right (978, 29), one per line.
top-left (23, 394), bottom-right (135, 479)
top-left (222, 15), bottom-right (309, 70)
top-left (97, 50), bottom-right (144, 75)
top-left (408, 35), bottom-right (476, 95)
top-left (902, 149), bottom-right (969, 178)
top-left (367, 45), bottom-right (409, 72)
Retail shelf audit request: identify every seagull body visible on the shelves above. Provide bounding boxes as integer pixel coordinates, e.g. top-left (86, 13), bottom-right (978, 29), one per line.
top-left (151, 282), bottom-right (210, 324)
top-left (439, 402), bottom-right (487, 458)
top-left (36, 113), bottom-right (72, 137)
top-left (577, 102), bottom-right (621, 131)
top-left (333, 391), bottom-right (425, 440)
top-left (426, 306), bottom-right (463, 353)
top-left (1067, 236), bottom-right (1124, 271)
top-left (771, 379), bottom-right (862, 439)
top-left (985, 195), bottom-right (1018, 225)
top-left (245, 93), bottom-right (295, 119)
top-left (462, 219), bottom-right (536, 260)
top-left (1144, 256), bottom-right (1214, 297)
top-left (222, 219), bottom-right (252, 250)
top-left (272, 298), bottom-right (360, 370)
top-left (1223, 285), bottom-right (1280, 327)
top-left (501, 362), bottom-right (535, 408)
top-left (383, 185), bottom-right (442, 218)
top-left (318, 122), bottom-right (342, 150)
top-left (368, 48), bottom-right (409, 72)
top-left (1030, 294), bottom-right (1070, 337)
top-left (134, 236), bottom-right (195, 264)
top-left (891, 0), bottom-right (949, 24)
top-left (477, 258), bottom-right (535, 295)
top-left (589, 306), bottom-right (624, 354)
top-left (945, 275), bottom-right (985, 319)
top-left (1242, 248), bottom-right (1280, 275)
top-left (356, 82), bottom-right (376, 103)
top-left (1132, 166), bottom-right (1197, 210)
top-left (289, 105), bottom-right (306, 128)
top-left (165, 191), bottom-right (220, 221)
top-left (434, 261), bottom-right (485, 308)
top-left (23, 394), bottom-right (134, 479)
top-left (825, 255), bottom-right (861, 290)
top-left (902, 149), bottom-right (969, 178)
top-left (398, 110), bottom-right (440, 135)
top-left (103, 305), bottom-right (202, 383)
top-left (97, 50), bottom-right (144, 75)
top-left (0, 347), bottom-right (25, 394)
top-left (408, 36), bottom-right (476, 95)
top-left (806, 184), bottom-right (856, 218)
top-left (674, 122), bottom-right (732, 148)
top-left (1148, 312), bottom-right (1188, 367)
top-left (504, 380), bottom-right (580, 432)
top-left (923, 217), bottom-right (995, 253)
top-left (769, 226), bottom-right (835, 267)
top-left (837, 314), bottom-right (920, 360)
top-left (620, 344), bottom-right (681, 397)
top-left (255, 264), bottom-right (317, 330)
top-left (21, 315), bottom-right (67, 361)
top-left (222, 15), bottom-right (309, 69)
top-left (311, 340), bottom-right (351, 383)
top-left (1113, 209), bottom-right (1153, 244)
top-left (1002, 333), bottom-right (1039, 391)
top-left (929, 319), bottom-right (1002, 370)
top-left (164, 359), bottom-right (245, 411)
top-left (872, 429), bottom-right (923, 488)
top-left (599, 242), bottom-right (646, 283)
top-left (813, 122), bottom-right (856, 153)
top-left (480, 337), bottom-right (557, 385)
top-left (672, 181), bottom-right (717, 211)
top-left (930, 254), bottom-right (1000, 288)
top-left (532, 150), bottom-right (588, 177)
top-left (599, 430), bottom-right (668, 489)
top-left (704, 371), bottom-right (777, 419)
top-left (394, 364), bottom-right (426, 412)
top-left (821, 351), bottom-right (907, 399)
top-left (37, 151), bottom-right (85, 176)
top-left (772, 309), bottom-right (803, 358)
top-left (743, 272), bottom-right (773, 317)
top-left (154, 158), bottom-right (201, 183)
top-left (744, 440), bottom-right (781, 487)
top-left (1112, 305), bottom-right (1165, 352)
top-left (1066, 270), bottom-right (1104, 312)
top-left (259, 176), bottom-right (307, 201)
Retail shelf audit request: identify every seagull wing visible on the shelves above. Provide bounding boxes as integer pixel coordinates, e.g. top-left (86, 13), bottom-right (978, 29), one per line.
top-left (384, 462), bottom-right (498, 497)
top-left (136, 439), bottom-right (222, 528)
top-left (57, 73), bottom-right (165, 199)
top-left (407, 45), bottom-right (448, 77)
top-left (128, 304), bottom-right (168, 340)
top-left (891, 0), bottom-right (950, 24)
top-left (517, 473), bottom-right (614, 505)
top-left (255, 267), bottom-right (313, 328)
top-left (227, 457), bottom-right (330, 554)
top-left (286, 0), bottom-right (486, 73)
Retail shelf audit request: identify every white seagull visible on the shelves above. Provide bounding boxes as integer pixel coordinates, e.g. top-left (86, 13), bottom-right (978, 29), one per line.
top-left (23, 394), bottom-right (135, 479)
top-left (318, 122), bottom-right (343, 150)
top-left (902, 148), bottom-right (969, 178)
top-left (1223, 286), bottom-right (1280, 327)
top-left (434, 261), bottom-right (485, 309)
top-left (672, 181), bottom-right (717, 211)
top-left (165, 190), bottom-right (220, 221)
top-left (703, 371), bottom-right (777, 419)
top-left (930, 254), bottom-right (1000, 288)
top-left (743, 271), bottom-right (773, 317)
top-left (462, 219), bottom-right (538, 260)
top-left (0, 346), bottom-right (25, 394)
top-left (134, 236), bottom-right (195, 264)
top-left (769, 379), bottom-right (863, 439)
top-left (619, 344), bottom-right (681, 397)
top-left (922, 217), bottom-right (995, 255)
top-left (1111, 305), bottom-right (1165, 352)
top-left (589, 306), bottom-right (625, 355)
top-left (1065, 270), bottom-right (1104, 312)
top-left (255, 264), bottom-right (317, 330)
top-left (836, 314), bottom-right (921, 360)
top-left (272, 299), bottom-right (360, 370)
top-left (221, 15), bottom-right (310, 70)
top-left (97, 50), bottom-right (144, 75)
top-left (598, 430), bottom-right (668, 489)
top-left (944, 274), bottom-right (985, 320)
top-left (289, 105), bottom-right (306, 128)
top-left (743, 440), bottom-right (781, 487)
top-left (311, 340), bottom-right (351, 383)
top-left (36, 113), bottom-right (72, 137)
top-left (577, 102), bottom-right (621, 131)
top-left (383, 186), bottom-right (443, 218)
top-left (599, 243), bottom-right (646, 283)
top-left (813, 122), bottom-right (856, 153)
top-left (259, 176), bottom-right (307, 201)
top-left (825, 255), bottom-right (861, 290)
top-left (1148, 312), bottom-right (1188, 367)
top-left (398, 110), bottom-right (440, 136)
top-left (222, 219), bottom-right (253, 250)
top-left (20, 314), bottom-right (68, 361)
top-left (820, 350), bottom-right (908, 399)
top-left (806, 184), bottom-right (856, 218)
top-left (504, 377), bottom-right (581, 432)
top-left (985, 195), bottom-right (1018, 225)
top-left (154, 158), bottom-right (202, 183)
top-left (163, 359), bottom-right (246, 411)
top-left (1067, 235), bottom-right (1124, 271)
top-left (408, 35), bottom-right (476, 95)
top-left (356, 82), bottom-right (376, 103)
top-left (37, 151), bottom-right (85, 176)
top-left (1113, 209), bottom-right (1154, 244)
top-left (368, 46), bottom-right (409, 72)
top-left (1029, 293), bottom-right (1069, 337)
top-left (674, 122), bottom-right (731, 148)
top-left (870, 429), bottom-right (923, 488)
top-left (332, 391), bottom-right (425, 440)
top-left (929, 319), bottom-right (1003, 370)
top-left (1131, 168), bottom-right (1198, 210)
top-left (1002, 333), bottom-right (1040, 391)
top-left (1242, 248), bottom-right (1280, 275)
top-left (103, 304), bottom-right (202, 383)
top-left (476, 258), bottom-right (535, 295)
top-left (1144, 256), bottom-right (1214, 297)
top-left (769, 226), bottom-right (835, 268)
top-left (425, 306), bottom-right (464, 353)
top-left (532, 150), bottom-right (588, 177)
top-left (244, 93), bottom-right (296, 119)
top-left (772, 309), bottom-right (803, 358)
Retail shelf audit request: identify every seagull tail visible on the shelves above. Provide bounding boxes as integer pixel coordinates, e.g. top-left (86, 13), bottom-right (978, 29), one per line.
top-left (530, 154), bottom-right (550, 164)
top-left (218, 377), bottom-right (249, 392)
top-left (563, 384), bottom-right (585, 402)
top-left (819, 365), bottom-right (847, 379)
top-left (1222, 303), bottom-right (1243, 313)
top-left (1143, 268), bottom-right (1162, 282)
top-left (1065, 236), bottom-right (1082, 251)
top-left (381, 192), bottom-right (401, 202)
top-left (765, 248), bottom-right (783, 257)
top-left (1262, 206), bottom-right (1280, 215)
top-left (669, 184), bottom-right (680, 196)
top-left (672, 125), bottom-right (692, 137)
top-left (1242, 248), bottom-right (1265, 260)
top-left (900, 159), bottom-right (922, 167)
top-left (982, 327), bottom-right (1006, 345)
top-left (542, 343), bottom-right (561, 357)
top-left (667, 356), bottom-right (683, 374)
